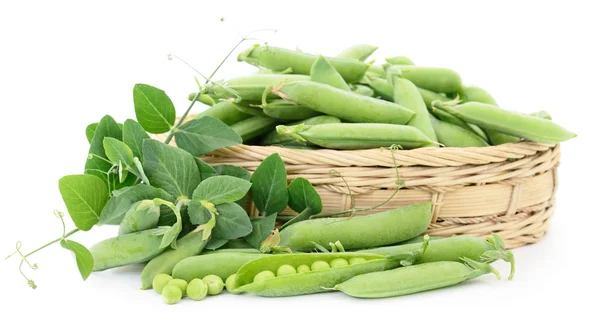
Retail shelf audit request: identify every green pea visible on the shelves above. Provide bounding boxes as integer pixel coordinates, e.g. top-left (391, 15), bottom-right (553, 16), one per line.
top-left (311, 260), bottom-right (331, 271)
top-left (330, 258), bottom-right (349, 268)
top-left (152, 273), bottom-right (173, 294)
top-left (202, 274), bottom-right (225, 295)
top-left (226, 274), bottom-right (242, 294)
top-left (254, 270), bottom-right (276, 283)
top-left (187, 278), bottom-right (208, 301)
top-left (162, 284), bottom-right (182, 305)
top-left (297, 264), bottom-right (311, 273)
top-left (167, 279), bottom-right (188, 297)
top-left (349, 257), bottom-right (367, 265)
top-left (277, 264), bottom-right (297, 276)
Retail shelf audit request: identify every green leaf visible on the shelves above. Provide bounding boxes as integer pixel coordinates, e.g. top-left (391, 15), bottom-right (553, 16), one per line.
top-left (215, 165), bottom-right (251, 181)
top-left (98, 184), bottom-right (174, 225)
top-left (60, 239), bottom-right (94, 280)
top-left (174, 116), bottom-right (242, 156)
top-left (215, 165), bottom-right (251, 206)
top-left (192, 175), bottom-right (252, 205)
top-left (142, 140), bottom-right (201, 199)
top-left (212, 202), bottom-right (252, 240)
top-left (133, 84), bottom-right (176, 134)
top-left (103, 138), bottom-right (136, 174)
top-left (58, 174), bottom-right (109, 231)
top-left (86, 123), bottom-right (98, 144)
top-left (287, 177), bottom-right (322, 214)
top-left (280, 208), bottom-right (314, 231)
top-left (195, 158), bottom-right (216, 181)
top-left (205, 238), bottom-right (228, 250)
top-left (187, 200), bottom-right (212, 226)
top-left (122, 119), bottom-right (150, 160)
top-left (245, 213), bottom-right (277, 249)
top-left (84, 115), bottom-right (122, 185)
top-left (251, 153), bottom-right (289, 215)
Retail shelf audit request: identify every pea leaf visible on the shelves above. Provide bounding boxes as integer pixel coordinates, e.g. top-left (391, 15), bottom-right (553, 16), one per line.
top-left (287, 177), bottom-right (322, 214)
top-left (60, 239), bottom-right (94, 281)
top-left (187, 200), bottom-right (212, 225)
top-left (245, 213), bottom-right (277, 249)
top-left (85, 123), bottom-right (98, 144)
top-left (192, 175), bottom-right (252, 206)
top-left (215, 165), bottom-right (251, 206)
top-left (98, 184), bottom-right (174, 225)
top-left (280, 208), bottom-right (314, 231)
top-left (103, 138), bottom-right (137, 175)
top-left (58, 174), bottom-right (109, 231)
top-left (122, 119), bottom-right (150, 160)
top-left (133, 84), bottom-right (176, 134)
top-left (205, 238), bottom-right (228, 250)
top-left (251, 153), bottom-right (289, 215)
top-left (84, 115), bottom-right (122, 185)
top-left (174, 116), bottom-right (242, 156)
top-left (142, 139), bottom-right (201, 199)
top-left (195, 158), bottom-right (216, 181)
top-left (212, 202), bottom-right (252, 240)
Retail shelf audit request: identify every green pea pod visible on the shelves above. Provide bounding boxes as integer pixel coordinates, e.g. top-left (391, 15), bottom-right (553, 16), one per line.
top-left (350, 84), bottom-right (375, 97)
top-left (90, 227), bottom-right (171, 271)
top-left (118, 200), bottom-right (160, 235)
top-left (336, 44), bottom-right (378, 61)
top-left (461, 86), bottom-right (498, 105)
top-left (260, 115), bottom-right (341, 146)
top-left (357, 234), bottom-right (514, 279)
top-left (276, 123), bottom-right (436, 150)
top-left (430, 103), bottom-right (489, 142)
top-left (367, 76), bottom-right (394, 101)
top-left (172, 252), bottom-right (268, 282)
top-left (140, 229), bottom-right (208, 289)
top-left (310, 55), bottom-right (351, 91)
top-left (232, 102), bottom-right (267, 116)
top-left (437, 102), bottom-right (576, 144)
top-left (272, 81), bottom-right (415, 125)
top-left (208, 74), bottom-right (310, 102)
top-left (333, 258), bottom-right (500, 299)
top-left (394, 66), bottom-right (463, 94)
top-left (188, 93), bottom-right (217, 106)
top-left (192, 101), bottom-right (252, 126)
top-left (430, 116), bottom-right (489, 147)
top-left (238, 45), bottom-right (370, 83)
top-left (230, 115), bottom-right (280, 142)
top-left (392, 76), bottom-right (438, 142)
top-left (385, 56), bottom-right (415, 65)
top-left (418, 88), bottom-right (450, 108)
top-left (264, 202), bottom-right (433, 252)
top-left (262, 99), bottom-right (322, 120)
top-left (365, 64), bottom-right (386, 78)
top-left (234, 253), bottom-right (387, 297)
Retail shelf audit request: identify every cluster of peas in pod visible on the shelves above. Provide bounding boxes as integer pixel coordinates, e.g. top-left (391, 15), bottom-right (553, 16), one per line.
top-left (253, 256), bottom-right (368, 283)
top-left (152, 273), bottom-right (233, 304)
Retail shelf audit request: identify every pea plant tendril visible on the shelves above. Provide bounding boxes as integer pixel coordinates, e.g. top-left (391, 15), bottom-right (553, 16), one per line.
top-left (5, 21), bottom-right (277, 289)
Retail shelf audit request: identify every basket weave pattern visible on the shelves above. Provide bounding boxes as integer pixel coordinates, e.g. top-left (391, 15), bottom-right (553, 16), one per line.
top-left (157, 117), bottom-right (560, 249)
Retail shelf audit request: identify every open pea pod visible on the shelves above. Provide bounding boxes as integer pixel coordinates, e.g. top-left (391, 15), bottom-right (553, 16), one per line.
top-left (234, 238), bottom-right (429, 297)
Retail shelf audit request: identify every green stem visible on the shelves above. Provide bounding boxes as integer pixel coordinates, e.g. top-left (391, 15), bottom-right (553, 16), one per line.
top-left (163, 91), bottom-right (201, 145)
top-left (24, 229), bottom-right (79, 258)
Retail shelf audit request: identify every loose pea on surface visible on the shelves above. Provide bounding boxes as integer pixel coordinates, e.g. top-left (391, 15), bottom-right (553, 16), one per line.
top-left (152, 273), bottom-right (173, 294)
top-left (254, 270), bottom-right (276, 283)
top-left (349, 257), bottom-right (367, 265)
top-left (311, 260), bottom-right (331, 271)
top-left (187, 278), bottom-right (208, 301)
top-left (297, 264), bottom-right (311, 273)
top-left (202, 275), bottom-right (225, 295)
top-left (330, 258), bottom-right (349, 268)
top-left (162, 284), bottom-right (182, 305)
top-left (168, 279), bottom-right (188, 297)
top-left (226, 274), bottom-right (242, 294)
top-left (277, 264), bottom-right (297, 276)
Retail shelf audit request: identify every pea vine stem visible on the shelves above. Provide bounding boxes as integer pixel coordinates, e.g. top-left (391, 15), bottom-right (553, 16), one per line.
top-left (23, 229), bottom-right (79, 258)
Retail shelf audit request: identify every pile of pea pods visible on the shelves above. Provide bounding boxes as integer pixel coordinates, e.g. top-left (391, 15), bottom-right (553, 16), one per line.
top-left (144, 202), bottom-right (515, 304)
top-left (189, 44), bottom-right (576, 149)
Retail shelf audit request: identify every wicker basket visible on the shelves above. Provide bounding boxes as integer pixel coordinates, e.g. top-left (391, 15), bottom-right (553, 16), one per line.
top-left (157, 118), bottom-right (560, 249)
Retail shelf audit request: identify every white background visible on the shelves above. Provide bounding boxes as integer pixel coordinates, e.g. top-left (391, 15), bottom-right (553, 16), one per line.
top-left (1, 1), bottom-right (598, 321)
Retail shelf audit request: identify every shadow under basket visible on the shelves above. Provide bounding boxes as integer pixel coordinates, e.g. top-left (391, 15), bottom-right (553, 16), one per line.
top-left (158, 127), bottom-right (560, 249)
